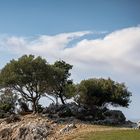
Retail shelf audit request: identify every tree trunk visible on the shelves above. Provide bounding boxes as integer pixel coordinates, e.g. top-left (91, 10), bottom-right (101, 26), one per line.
top-left (55, 96), bottom-right (58, 105)
top-left (32, 99), bottom-right (38, 113)
top-left (59, 94), bottom-right (65, 105)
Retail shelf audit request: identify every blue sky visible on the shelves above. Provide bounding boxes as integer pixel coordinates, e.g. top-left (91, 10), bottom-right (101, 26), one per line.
top-left (0, 0), bottom-right (140, 35)
top-left (0, 0), bottom-right (140, 120)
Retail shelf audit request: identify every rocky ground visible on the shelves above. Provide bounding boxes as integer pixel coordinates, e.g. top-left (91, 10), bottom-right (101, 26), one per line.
top-left (0, 114), bottom-right (134, 140)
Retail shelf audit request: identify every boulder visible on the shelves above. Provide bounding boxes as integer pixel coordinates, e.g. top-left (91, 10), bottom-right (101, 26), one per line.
top-left (14, 123), bottom-right (51, 140)
top-left (54, 117), bottom-right (75, 124)
top-left (75, 107), bottom-right (90, 120)
top-left (84, 115), bottom-right (94, 121)
top-left (67, 103), bottom-right (79, 113)
top-left (57, 103), bottom-right (93, 120)
top-left (45, 103), bottom-right (94, 120)
top-left (43, 103), bottom-right (57, 114)
top-left (58, 106), bottom-right (72, 117)
top-left (43, 103), bottom-right (127, 124)
top-left (103, 110), bottom-right (126, 124)
top-left (124, 120), bottom-right (137, 128)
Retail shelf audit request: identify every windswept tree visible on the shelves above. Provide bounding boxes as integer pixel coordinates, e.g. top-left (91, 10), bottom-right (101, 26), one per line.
top-left (50, 60), bottom-right (74, 104)
top-left (0, 55), bottom-right (52, 113)
top-left (75, 78), bottom-right (132, 109)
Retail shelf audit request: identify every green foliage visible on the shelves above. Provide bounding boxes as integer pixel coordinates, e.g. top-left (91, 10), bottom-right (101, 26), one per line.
top-left (0, 55), bottom-right (52, 113)
top-left (75, 78), bottom-right (131, 108)
top-left (0, 54), bottom-right (132, 113)
top-left (50, 60), bottom-right (73, 104)
top-left (0, 89), bottom-right (17, 113)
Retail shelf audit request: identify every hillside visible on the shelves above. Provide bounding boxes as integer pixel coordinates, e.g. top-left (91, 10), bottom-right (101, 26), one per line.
top-left (0, 114), bottom-right (132, 140)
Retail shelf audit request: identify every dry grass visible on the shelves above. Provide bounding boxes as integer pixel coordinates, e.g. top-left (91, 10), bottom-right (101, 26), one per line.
top-left (54, 122), bottom-right (130, 140)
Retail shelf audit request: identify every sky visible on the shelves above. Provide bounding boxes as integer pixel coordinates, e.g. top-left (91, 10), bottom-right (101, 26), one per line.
top-left (0, 0), bottom-right (140, 120)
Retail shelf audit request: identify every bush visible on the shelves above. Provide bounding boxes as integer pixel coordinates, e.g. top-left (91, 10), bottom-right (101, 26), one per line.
top-left (0, 89), bottom-right (18, 114)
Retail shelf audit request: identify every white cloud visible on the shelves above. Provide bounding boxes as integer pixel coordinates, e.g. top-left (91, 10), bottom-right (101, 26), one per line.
top-left (6, 36), bottom-right (25, 47)
top-left (0, 27), bottom-right (140, 77)
top-left (65, 27), bottom-right (140, 75)
top-left (0, 26), bottom-right (140, 119)
top-left (29, 31), bottom-right (92, 60)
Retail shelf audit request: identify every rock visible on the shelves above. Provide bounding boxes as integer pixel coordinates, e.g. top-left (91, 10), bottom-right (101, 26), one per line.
top-left (44, 103), bottom-right (59, 114)
top-left (14, 123), bottom-right (51, 140)
top-left (93, 110), bottom-right (126, 125)
top-left (0, 128), bottom-right (12, 140)
top-left (42, 105), bottom-right (52, 114)
top-left (84, 115), bottom-right (94, 121)
top-left (47, 114), bottom-right (59, 119)
top-left (43, 103), bottom-right (93, 120)
top-left (103, 110), bottom-right (126, 124)
top-left (57, 103), bottom-right (94, 120)
top-left (104, 118), bottom-right (119, 125)
top-left (93, 120), bottom-right (104, 125)
top-left (17, 127), bottom-right (29, 140)
top-left (19, 111), bottom-right (33, 116)
top-left (43, 103), bottom-right (127, 124)
top-left (54, 117), bottom-right (75, 123)
top-left (124, 120), bottom-right (137, 128)
top-left (5, 114), bottom-right (21, 124)
top-left (66, 103), bottom-right (79, 115)
top-left (58, 106), bottom-right (72, 117)
top-left (93, 119), bottom-right (116, 125)
top-left (59, 123), bottom-right (76, 134)
top-left (0, 115), bottom-right (52, 140)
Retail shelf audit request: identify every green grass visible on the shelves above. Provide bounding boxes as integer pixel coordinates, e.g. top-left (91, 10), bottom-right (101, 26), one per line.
top-left (74, 130), bottom-right (140, 140)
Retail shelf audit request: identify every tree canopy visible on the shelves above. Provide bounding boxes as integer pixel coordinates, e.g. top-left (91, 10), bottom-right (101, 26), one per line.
top-left (0, 55), bottom-right (52, 113)
top-left (50, 60), bottom-right (73, 104)
top-left (75, 78), bottom-right (132, 108)
top-left (0, 54), bottom-right (132, 114)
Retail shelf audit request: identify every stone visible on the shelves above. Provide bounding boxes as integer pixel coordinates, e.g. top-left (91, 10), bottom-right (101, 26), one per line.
top-left (59, 123), bottom-right (76, 134)
top-left (0, 128), bottom-right (12, 140)
top-left (14, 123), bottom-right (50, 140)
top-left (124, 120), bottom-right (137, 128)
top-left (103, 110), bottom-right (126, 124)
top-left (5, 114), bottom-right (21, 124)
top-left (66, 103), bottom-right (79, 115)
top-left (58, 106), bottom-right (72, 117)
top-left (84, 115), bottom-right (94, 121)
top-left (54, 117), bottom-right (75, 124)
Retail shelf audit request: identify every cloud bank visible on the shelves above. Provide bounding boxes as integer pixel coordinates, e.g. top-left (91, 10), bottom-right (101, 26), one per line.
top-left (0, 26), bottom-right (140, 80)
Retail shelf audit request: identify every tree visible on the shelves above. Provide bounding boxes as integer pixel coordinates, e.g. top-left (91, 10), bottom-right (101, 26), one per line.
top-left (50, 60), bottom-right (73, 104)
top-left (0, 55), bottom-right (52, 113)
top-left (75, 78), bottom-right (132, 109)
top-left (0, 88), bottom-right (18, 113)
